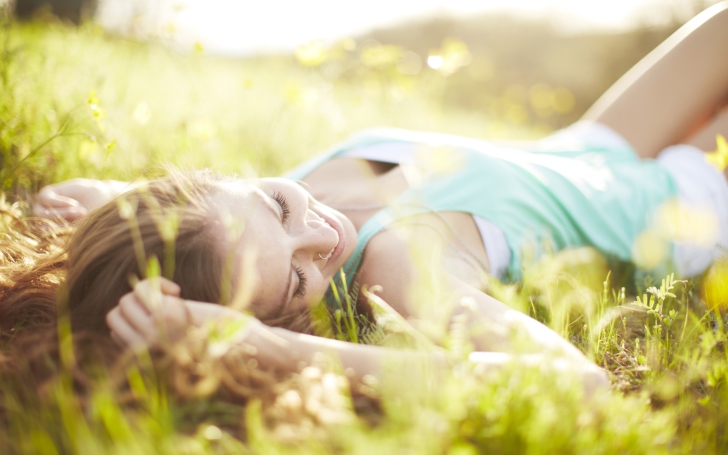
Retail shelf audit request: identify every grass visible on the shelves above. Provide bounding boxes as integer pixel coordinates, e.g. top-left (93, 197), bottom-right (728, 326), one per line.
top-left (0, 19), bottom-right (537, 192)
top-left (3, 16), bottom-right (728, 454)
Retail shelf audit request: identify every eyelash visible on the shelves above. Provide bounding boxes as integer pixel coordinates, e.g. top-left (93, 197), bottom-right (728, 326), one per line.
top-left (293, 266), bottom-right (307, 298)
top-left (271, 191), bottom-right (290, 223)
top-left (272, 190), bottom-right (305, 299)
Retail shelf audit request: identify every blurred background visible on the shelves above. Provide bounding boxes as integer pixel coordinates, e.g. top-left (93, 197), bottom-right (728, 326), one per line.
top-left (0, 0), bottom-right (723, 190)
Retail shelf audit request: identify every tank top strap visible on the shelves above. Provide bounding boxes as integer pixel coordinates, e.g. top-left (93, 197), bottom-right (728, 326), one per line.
top-left (324, 208), bottom-right (394, 310)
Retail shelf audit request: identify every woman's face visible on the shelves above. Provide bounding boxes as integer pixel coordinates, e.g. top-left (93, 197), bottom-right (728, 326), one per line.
top-left (209, 178), bottom-right (357, 319)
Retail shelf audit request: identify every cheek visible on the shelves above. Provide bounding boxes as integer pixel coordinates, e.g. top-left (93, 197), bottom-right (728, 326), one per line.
top-left (302, 276), bottom-right (330, 308)
top-left (250, 297), bottom-right (284, 322)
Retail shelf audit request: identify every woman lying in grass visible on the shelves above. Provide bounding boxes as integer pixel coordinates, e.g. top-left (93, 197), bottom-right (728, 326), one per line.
top-left (12, 2), bottom-right (728, 397)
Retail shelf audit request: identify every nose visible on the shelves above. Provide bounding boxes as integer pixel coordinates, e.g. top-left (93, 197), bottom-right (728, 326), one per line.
top-left (294, 209), bottom-right (339, 260)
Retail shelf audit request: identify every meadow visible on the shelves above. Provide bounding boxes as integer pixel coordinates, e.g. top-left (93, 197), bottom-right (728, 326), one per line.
top-left (2, 12), bottom-right (728, 454)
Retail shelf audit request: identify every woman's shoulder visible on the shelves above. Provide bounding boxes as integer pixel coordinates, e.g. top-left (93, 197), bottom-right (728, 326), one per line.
top-left (355, 219), bottom-right (469, 317)
top-left (355, 227), bottom-right (416, 317)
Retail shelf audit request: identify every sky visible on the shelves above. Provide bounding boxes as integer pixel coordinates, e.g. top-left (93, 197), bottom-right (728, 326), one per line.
top-left (97, 0), bottom-right (699, 55)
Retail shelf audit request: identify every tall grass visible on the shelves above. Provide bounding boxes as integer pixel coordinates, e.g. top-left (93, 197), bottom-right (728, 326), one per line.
top-left (3, 17), bottom-right (728, 454)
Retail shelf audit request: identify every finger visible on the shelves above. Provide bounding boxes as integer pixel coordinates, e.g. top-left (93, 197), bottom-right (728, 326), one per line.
top-left (158, 277), bottom-right (181, 297)
top-left (119, 291), bottom-right (151, 315)
top-left (118, 293), bottom-right (156, 338)
top-left (37, 186), bottom-right (82, 208)
top-left (158, 295), bottom-right (191, 340)
top-left (33, 203), bottom-right (87, 221)
top-left (133, 279), bottom-right (164, 312)
top-left (106, 306), bottom-right (147, 348)
top-left (110, 331), bottom-right (125, 348)
top-left (133, 278), bottom-right (182, 312)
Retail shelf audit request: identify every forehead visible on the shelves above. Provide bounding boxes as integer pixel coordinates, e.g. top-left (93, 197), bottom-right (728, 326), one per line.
top-left (207, 179), bottom-right (272, 258)
top-left (207, 180), bottom-right (269, 222)
top-left (214, 180), bottom-right (257, 205)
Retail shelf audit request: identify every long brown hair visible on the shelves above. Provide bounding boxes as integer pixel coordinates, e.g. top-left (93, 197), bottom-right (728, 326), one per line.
top-left (0, 172), bottom-right (376, 441)
top-left (1, 170), bottom-right (231, 338)
top-left (65, 171), bottom-right (231, 334)
top-left (0, 193), bottom-right (69, 340)
top-left (2, 169), bottom-right (319, 342)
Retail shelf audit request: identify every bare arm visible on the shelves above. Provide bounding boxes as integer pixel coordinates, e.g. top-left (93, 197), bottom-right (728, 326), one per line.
top-left (443, 274), bottom-right (591, 362)
top-left (105, 278), bottom-right (451, 382)
top-left (107, 278), bottom-right (608, 394)
top-left (252, 326), bottom-right (607, 397)
top-left (34, 178), bottom-right (133, 221)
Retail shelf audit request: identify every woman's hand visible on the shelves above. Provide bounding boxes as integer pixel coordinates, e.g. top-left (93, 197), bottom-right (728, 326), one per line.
top-left (106, 277), bottom-right (252, 349)
top-left (34, 178), bottom-right (130, 221)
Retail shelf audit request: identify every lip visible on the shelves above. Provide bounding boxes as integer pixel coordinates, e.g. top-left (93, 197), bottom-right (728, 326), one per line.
top-left (317, 210), bottom-right (346, 270)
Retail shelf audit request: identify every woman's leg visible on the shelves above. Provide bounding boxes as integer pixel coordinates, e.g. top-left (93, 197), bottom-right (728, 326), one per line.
top-left (685, 105), bottom-right (728, 153)
top-left (582, 1), bottom-right (728, 158)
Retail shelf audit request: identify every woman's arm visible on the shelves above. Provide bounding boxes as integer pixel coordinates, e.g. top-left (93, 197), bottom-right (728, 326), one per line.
top-left (107, 278), bottom-right (450, 382)
top-left (444, 274), bottom-right (592, 362)
top-left (105, 278), bottom-right (446, 376)
top-left (33, 178), bottom-right (132, 221)
top-left (107, 279), bottom-right (609, 394)
top-left (258, 327), bottom-right (608, 397)
top-left (107, 278), bottom-right (608, 394)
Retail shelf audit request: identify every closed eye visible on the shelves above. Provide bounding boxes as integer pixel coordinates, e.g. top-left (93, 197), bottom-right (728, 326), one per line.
top-left (271, 191), bottom-right (290, 223)
top-left (293, 266), bottom-right (307, 298)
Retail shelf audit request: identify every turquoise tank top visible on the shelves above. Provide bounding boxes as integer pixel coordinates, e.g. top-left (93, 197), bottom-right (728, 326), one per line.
top-left (284, 129), bottom-right (678, 309)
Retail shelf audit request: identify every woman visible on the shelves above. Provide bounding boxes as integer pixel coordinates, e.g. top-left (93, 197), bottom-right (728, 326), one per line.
top-left (25, 2), bottom-right (728, 394)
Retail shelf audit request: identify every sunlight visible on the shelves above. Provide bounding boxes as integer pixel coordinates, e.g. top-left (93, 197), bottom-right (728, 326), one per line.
top-left (98, 0), bottom-right (667, 55)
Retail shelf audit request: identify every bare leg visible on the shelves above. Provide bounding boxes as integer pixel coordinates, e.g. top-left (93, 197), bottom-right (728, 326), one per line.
top-left (686, 106), bottom-right (728, 152)
top-left (582, 1), bottom-right (728, 158)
